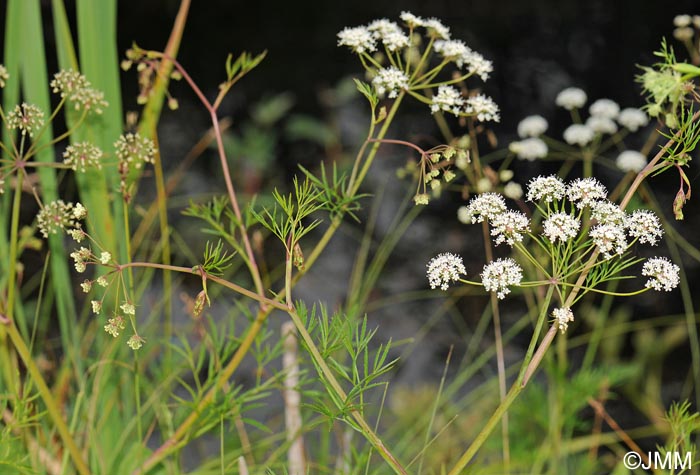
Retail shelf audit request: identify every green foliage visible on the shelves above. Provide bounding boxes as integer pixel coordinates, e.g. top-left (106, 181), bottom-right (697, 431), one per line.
top-left (250, 177), bottom-right (324, 250)
top-left (201, 239), bottom-right (236, 276)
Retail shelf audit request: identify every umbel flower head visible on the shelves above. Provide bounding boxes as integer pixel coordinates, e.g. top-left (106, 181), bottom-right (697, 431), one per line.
top-left (553, 307), bottom-right (575, 334)
top-left (427, 253), bottom-right (466, 290)
top-left (115, 132), bottom-right (156, 169)
top-left (642, 257), bottom-right (680, 291)
top-left (337, 13), bottom-right (498, 122)
top-left (36, 200), bottom-right (87, 238)
top-left (481, 258), bottom-right (523, 299)
top-left (63, 142), bottom-right (104, 172)
top-left (51, 69), bottom-right (108, 114)
top-left (7, 103), bottom-right (45, 137)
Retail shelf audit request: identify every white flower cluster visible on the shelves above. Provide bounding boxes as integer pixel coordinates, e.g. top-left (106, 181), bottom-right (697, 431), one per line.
top-left (551, 88), bottom-right (649, 148)
top-left (431, 85), bottom-right (464, 116)
top-left (553, 307), bottom-right (575, 334)
top-left (51, 69), bottom-right (108, 114)
top-left (470, 175), bottom-right (666, 258)
top-left (338, 13), bottom-right (497, 119)
top-left (526, 175), bottom-right (566, 202)
top-left (481, 258), bottom-right (523, 299)
top-left (63, 142), bottom-right (104, 172)
top-left (566, 177), bottom-right (608, 209)
top-left (517, 115), bottom-right (548, 138)
top-left (367, 19), bottom-right (410, 52)
top-left (7, 103), bottom-right (45, 138)
top-left (337, 26), bottom-right (376, 54)
top-left (36, 200), bottom-right (87, 239)
top-left (115, 132), bottom-right (157, 170)
top-left (433, 39), bottom-right (493, 81)
top-left (465, 94), bottom-right (500, 122)
top-left (616, 150), bottom-right (647, 173)
top-left (463, 192), bottom-right (506, 223)
top-left (542, 213), bottom-right (580, 243)
top-left (490, 211), bottom-right (530, 246)
top-left (427, 252), bottom-right (466, 290)
top-left (0, 64), bottom-right (8, 88)
top-left (372, 67), bottom-right (409, 99)
top-left (555, 87), bottom-right (587, 110)
top-left (509, 137), bottom-right (547, 161)
top-left (642, 257), bottom-right (680, 291)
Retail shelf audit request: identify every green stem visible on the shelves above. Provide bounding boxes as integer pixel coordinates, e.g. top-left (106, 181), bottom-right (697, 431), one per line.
top-left (7, 168), bottom-right (25, 337)
top-left (4, 322), bottom-right (90, 475)
top-left (447, 286), bottom-right (554, 475)
top-left (285, 308), bottom-right (408, 475)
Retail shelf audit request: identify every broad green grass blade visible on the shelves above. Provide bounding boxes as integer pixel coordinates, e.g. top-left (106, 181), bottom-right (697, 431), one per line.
top-left (3, 0), bottom-right (81, 370)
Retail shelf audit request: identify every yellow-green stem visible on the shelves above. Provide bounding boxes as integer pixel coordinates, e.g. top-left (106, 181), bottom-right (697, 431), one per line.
top-left (5, 322), bottom-right (90, 475)
top-left (285, 308), bottom-right (408, 475)
top-left (447, 286), bottom-right (554, 475)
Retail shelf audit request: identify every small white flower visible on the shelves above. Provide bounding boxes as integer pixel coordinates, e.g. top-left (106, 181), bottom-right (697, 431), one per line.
top-left (503, 182), bottom-right (523, 200)
top-left (567, 178), bottom-right (607, 209)
top-left (99, 251), bottom-right (111, 265)
top-left (7, 103), bottom-right (45, 137)
top-left (367, 19), bottom-right (410, 52)
top-left (543, 213), bottom-right (580, 243)
top-left (675, 26), bottom-right (694, 41)
top-left (0, 65), bottom-right (8, 88)
top-left (37, 200), bottom-right (78, 238)
top-left (509, 138), bottom-right (548, 161)
top-left (590, 223), bottom-right (628, 259)
top-left (80, 280), bottom-right (92, 293)
top-left (586, 116), bottom-right (618, 135)
top-left (476, 177), bottom-right (493, 193)
top-left (481, 258), bottom-right (523, 299)
top-left (642, 257), bottom-right (680, 291)
top-left (70, 247), bottom-right (91, 273)
top-left (337, 26), bottom-right (376, 54)
top-left (674, 14), bottom-right (692, 27)
top-left (590, 200), bottom-right (626, 225)
top-left (617, 108), bottom-right (649, 132)
top-left (457, 206), bottom-right (471, 224)
top-left (96, 276), bottom-right (109, 287)
top-left (499, 170), bottom-right (514, 182)
top-left (462, 49), bottom-right (493, 82)
top-left (63, 142), bottom-right (104, 172)
top-left (414, 193), bottom-right (430, 205)
top-left (91, 300), bottom-right (102, 314)
top-left (555, 87), bottom-right (587, 110)
top-left (465, 192), bottom-right (507, 223)
top-left (431, 85), bottom-right (464, 116)
top-left (526, 175), bottom-right (566, 203)
top-left (517, 115), bottom-right (548, 138)
top-left (104, 315), bottom-right (126, 338)
top-left (120, 302), bottom-right (136, 315)
top-left (434, 40), bottom-right (471, 65)
top-left (616, 150), bottom-right (647, 173)
top-left (490, 210), bottom-right (530, 246)
top-left (400, 11), bottom-right (425, 28)
top-left (424, 17), bottom-right (450, 39)
top-left (67, 228), bottom-right (86, 243)
top-left (589, 98), bottom-right (620, 119)
top-left (127, 334), bottom-right (146, 350)
top-left (625, 210), bottom-right (663, 245)
top-left (553, 307), bottom-right (575, 334)
top-left (372, 66), bottom-right (409, 98)
top-left (72, 203), bottom-right (87, 220)
top-left (465, 94), bottom-right (500, 122)
top-left (563, 124), bottom-right (595, 146)
top-left (427, 253), bottom-right (466, 290)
